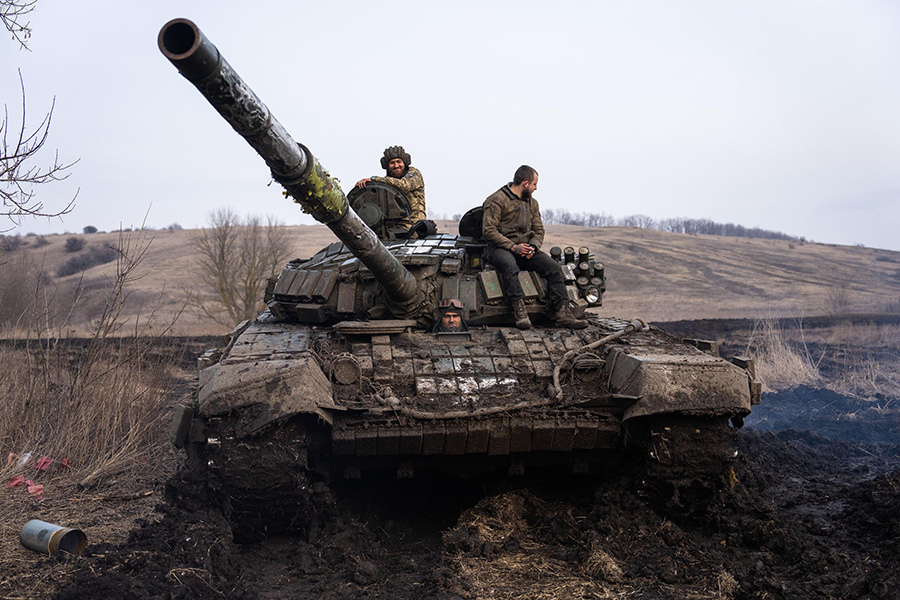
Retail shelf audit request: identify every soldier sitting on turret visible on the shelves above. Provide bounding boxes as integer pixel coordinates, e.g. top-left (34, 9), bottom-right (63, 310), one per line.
top-left (355, 145), bottom-right (426, 232)
top-left (483, 165), bottom-right (587, 330)
top-left (433, 298), bottom-right (469, 333)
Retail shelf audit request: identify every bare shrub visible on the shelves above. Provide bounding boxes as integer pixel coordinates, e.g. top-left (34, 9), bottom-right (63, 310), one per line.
top-left (56, 243), bottom-right (117, 277)
top-left (0, 248), bottom-right (38, 329)
top-left (64, 235), bottom-right (84, 252)
top-left (747, 318), bottom-right (819, 391)
top-left (0, 233), bottom-right (23, 250)
top-left (825, 273), bottom-right (853, 315)
top-left (32, 234), bottom-right (48, 247)
top-left (0, 229), bottom-right (180, 488)
top-left (884, 295), bottom-right (900, 314)
top-left (82, 225), bottom-right (97, 234)
top-left (189, 208), bottom-right (292, 327)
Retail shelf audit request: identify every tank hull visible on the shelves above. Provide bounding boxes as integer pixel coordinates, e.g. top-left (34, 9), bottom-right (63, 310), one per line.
top-left (173, 313), bottom-right (756, 538)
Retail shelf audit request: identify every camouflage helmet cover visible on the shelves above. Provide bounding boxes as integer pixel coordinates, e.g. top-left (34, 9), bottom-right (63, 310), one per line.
top-left (380, 145), bottom-right (412, 170)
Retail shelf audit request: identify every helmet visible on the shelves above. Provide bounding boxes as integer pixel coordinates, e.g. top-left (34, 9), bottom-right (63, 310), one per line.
top-left (380, 146), bottom-right (412, 170)
top-left (439, 297), bottom-right (464, 316)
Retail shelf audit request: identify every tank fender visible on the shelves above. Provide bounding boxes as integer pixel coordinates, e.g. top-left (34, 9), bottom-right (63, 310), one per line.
top-left (197, 356), bottom-right (335, 429)
top-left (603, 348), bottom-right (752, 420)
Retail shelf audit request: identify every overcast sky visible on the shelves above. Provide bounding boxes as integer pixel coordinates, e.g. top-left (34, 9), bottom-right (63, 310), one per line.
top-left (3, 1), bottom-right (899, 250)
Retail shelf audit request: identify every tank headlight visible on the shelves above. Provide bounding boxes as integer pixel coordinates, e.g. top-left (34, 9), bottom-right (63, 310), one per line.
top-left (584, 286), bottom-right (600, 304)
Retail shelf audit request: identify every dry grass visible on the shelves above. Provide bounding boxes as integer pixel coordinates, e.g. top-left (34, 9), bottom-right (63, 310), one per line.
top-left (9, 222), bottom-right (900, 333)
top-left (829, 355), bottom-right (900, 402)
top-left (0, 230), bottom-right (183, 600)
top-left (447, 493), bottom-right (622, 599)
top-left (741, 318), bottom-right (900, 400)
top-left (447, 492), bottom-right (737, 600)
top-left (746, 318), bottom-right (820, 391)
top-left (818, 324), bottom-right (900, 401)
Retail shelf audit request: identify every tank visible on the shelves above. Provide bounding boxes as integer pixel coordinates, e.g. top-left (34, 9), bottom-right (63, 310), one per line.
top-left (160, 19), bottom-right (761, 539)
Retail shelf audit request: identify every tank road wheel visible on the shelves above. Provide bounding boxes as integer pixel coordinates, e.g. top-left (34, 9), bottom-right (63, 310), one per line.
top-left (632, 414), bottom-right (737, 517)
top-left (201, 416), bottom-right (335, 543)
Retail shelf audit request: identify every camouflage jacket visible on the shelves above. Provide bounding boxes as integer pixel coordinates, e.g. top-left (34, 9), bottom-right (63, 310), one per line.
top-left (482, 184), bottom-right (545, 251)
top-left (372, 166), bottom-right (426, 230)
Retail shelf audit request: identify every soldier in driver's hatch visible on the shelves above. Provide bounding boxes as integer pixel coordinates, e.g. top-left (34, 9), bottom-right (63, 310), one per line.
top-left (433, 298), bottom-right (468, 333)
top-left (355, 146), bottom-right (426, 231)
top-left (482, 165), bottom-right (587, 331)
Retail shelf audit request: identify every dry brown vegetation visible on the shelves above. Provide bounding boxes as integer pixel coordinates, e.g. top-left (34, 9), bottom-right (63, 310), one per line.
top-left (744, 318), bottom-right (821, 392)
top-left (746, 318), bottom-right (900, 399)
top-left (1, 221), bottom-right (898, 335)
top-left (0, 231), bottom-right (193, 598)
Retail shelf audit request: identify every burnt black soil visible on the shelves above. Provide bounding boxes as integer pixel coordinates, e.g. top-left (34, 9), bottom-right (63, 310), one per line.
top-left (52, 329), bottom-right (900, 599)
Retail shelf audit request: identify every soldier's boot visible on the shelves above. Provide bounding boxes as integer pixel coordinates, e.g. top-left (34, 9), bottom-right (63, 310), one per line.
top-left (512, 299), bottom-right (532, 330)
top-left (550, 302), bottom-right (588, 329)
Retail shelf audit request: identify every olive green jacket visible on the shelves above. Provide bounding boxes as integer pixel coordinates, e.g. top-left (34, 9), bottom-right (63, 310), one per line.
top-left (482, 184), bottom-right (545, 251)
top-left (372, 166), bottom-right (426, 229)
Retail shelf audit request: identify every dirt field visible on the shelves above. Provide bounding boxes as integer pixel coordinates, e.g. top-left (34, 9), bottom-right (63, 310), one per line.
top-left (1, 317), bottom-right (897, 600)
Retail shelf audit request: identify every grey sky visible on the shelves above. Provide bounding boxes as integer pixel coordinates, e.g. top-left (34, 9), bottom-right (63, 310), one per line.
top-left (3, 1), bottom-right (899, 250)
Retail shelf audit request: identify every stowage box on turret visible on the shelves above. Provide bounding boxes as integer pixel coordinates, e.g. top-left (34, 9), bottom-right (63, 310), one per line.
top-left (160, 19), bottom-right (761, 539)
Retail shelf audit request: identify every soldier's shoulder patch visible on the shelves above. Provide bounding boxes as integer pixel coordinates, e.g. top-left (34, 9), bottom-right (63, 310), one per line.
top-left (404, 173), bottom-right (414, 178)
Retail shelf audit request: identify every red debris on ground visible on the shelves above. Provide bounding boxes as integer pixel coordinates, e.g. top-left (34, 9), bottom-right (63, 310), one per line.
top-left (25, 481), bottom-right (44, 500)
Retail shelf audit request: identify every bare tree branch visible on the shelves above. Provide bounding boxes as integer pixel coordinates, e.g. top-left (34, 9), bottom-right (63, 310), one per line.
top-left (1, 70), bottom-right (78, 227)
top-left (1, 0), bottom-right (35, 51)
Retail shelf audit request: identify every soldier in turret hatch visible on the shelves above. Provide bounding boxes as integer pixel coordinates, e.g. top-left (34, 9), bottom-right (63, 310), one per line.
top-left (355, 145), bottom-right (426, 231)
top-left (482, 165), bottom-right (587, 331)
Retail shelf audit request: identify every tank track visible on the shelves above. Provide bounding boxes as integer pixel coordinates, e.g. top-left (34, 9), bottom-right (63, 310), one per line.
top-left (192, 416), bottom-right (335, 542)
top-left (189, 411), bottom-right (738, 540)
top-left (635, 414), bottom-right (738, 515)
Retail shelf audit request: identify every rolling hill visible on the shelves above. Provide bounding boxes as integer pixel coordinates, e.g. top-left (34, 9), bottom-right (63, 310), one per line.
top-left (3, 222), bottom-right (898, 336)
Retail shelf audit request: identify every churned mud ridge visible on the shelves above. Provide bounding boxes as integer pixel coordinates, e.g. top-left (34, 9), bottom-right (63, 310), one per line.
top-left (53, 474), bottom-right (253, 600)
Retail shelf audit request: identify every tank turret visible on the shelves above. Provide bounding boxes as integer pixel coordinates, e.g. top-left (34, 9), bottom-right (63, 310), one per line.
top-left (158, 18), bottom-right (603, 327)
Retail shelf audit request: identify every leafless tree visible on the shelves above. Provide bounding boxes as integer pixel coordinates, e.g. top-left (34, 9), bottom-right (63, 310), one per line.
top-left (190, 208), bottom-right (293, 327)
top-left (2, 2), bottom-right (78, 228)
top-left (616, 214), bottom-right (655, 229)
top-left (1, 0), bottom-right (35, 50)
top-left (1, 73), bottom-right (77, 227)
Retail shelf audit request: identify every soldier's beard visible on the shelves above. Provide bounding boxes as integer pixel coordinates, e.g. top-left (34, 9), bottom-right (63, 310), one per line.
top-left (521, 188), bottom-right (532, 199)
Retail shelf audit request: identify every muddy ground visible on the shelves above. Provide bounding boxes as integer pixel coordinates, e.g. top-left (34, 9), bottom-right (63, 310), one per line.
top-left (8, 321), bottom-right (900, 600)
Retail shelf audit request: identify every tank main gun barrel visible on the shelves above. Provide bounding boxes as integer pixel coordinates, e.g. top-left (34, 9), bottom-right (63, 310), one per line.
top-left (157, 18), bottom-right (420, 305)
